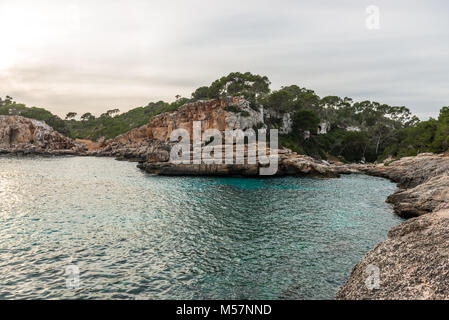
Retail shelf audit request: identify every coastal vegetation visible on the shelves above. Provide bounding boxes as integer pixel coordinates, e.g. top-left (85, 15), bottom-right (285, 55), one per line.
top-left (1, 72), bottom-right (447, 162)
top-left (382, 107), bottom-right (449, 158)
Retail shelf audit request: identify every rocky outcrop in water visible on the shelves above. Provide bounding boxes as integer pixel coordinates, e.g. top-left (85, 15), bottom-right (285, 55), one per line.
top-left (136, 146), bottom-right (337, 177)
top-left (335, 153), bottom-right (449, 300)
top-left (93, 97), bottom-right (337, 177)
top-left (0, 115), bottom-right (82, 155)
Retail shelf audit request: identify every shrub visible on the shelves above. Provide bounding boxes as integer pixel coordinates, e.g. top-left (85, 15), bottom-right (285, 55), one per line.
top-left (225, 105), bottom-right (242, 113)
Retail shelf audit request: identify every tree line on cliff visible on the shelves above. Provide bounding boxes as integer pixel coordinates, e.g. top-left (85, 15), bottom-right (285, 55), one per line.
top-left (1, 72), bottom-right (448, 162)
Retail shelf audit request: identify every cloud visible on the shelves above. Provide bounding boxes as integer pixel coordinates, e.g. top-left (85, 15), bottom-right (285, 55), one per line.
top-left (0, 0), bottom-right (447, 119)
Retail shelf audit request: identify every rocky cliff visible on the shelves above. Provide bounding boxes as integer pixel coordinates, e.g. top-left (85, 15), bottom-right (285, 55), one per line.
top-left (92, 97), bottom-right (336, 177)
top-left (0, 115), bottom-right (82, 155)
top-left (335, 153), bottom-right (449, 299)
top-left (100, 97), bottom-right (262, 147)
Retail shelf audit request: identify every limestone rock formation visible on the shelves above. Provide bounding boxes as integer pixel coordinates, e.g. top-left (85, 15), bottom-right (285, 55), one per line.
top-left (93, 98), bottom-right (337, 177)
top-left (136, 146), bottom-right (337, 177)
top-left (102, 97), bottom-right (262, 147)
top-left (0, 115), bottom-right (81, 155)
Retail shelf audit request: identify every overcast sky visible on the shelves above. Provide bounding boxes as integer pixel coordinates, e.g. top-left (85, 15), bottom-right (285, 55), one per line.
top-left (0, 0), bottom-right (448, 119)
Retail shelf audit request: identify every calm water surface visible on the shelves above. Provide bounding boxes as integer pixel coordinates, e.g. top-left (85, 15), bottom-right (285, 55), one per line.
top-left (0, 156), bottom-right (402, 299)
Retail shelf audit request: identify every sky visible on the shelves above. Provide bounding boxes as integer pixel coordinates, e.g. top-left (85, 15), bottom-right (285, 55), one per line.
top-left (0, 0), bottom-right (448, 119)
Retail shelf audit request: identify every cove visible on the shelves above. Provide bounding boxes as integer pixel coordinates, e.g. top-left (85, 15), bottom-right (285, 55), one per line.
top-left (0, 156), bottom-right (403, 299)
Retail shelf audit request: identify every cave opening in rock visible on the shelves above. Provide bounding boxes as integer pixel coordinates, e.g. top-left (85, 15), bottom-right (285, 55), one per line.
top-left (9, 128), bottom-right (19, 145)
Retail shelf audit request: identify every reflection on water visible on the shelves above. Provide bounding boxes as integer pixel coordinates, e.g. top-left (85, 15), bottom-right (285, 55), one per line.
top-left (0, 156), bottom-right (402, 299)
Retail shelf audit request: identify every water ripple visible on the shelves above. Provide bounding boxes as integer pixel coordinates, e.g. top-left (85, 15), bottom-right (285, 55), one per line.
top-left (0, 156), bottom-right (402, 299)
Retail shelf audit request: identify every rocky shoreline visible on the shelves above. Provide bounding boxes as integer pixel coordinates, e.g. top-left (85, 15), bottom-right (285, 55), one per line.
top-left (0, 115), bottom-right (84, 156)
top-left (334, 153), bottom-right (449, 218)
top-left (87, 98), bottom-right (340, 178)
top-left (0, 148), bottom-right (82, 157)
top-left (335, 153), bottom-right (449, 299)
top-left (2, 104), bottom-right (449, 299)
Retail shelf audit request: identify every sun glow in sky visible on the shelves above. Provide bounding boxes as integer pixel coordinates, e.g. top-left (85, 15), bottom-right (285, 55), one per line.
top-left (0, 47), bottom-right (15, 70)
top-left (0, 0), bottom-right (448, 119)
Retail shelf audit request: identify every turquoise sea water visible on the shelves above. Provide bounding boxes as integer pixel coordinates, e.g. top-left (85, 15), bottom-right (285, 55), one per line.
top-left (0, 156), bottom-right (402, 299)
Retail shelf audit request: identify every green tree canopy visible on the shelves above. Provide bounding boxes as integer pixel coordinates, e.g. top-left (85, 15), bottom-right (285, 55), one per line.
top-left (65, 112), bottom-right (77, 120)
top-left (292, 110), bottom-right (320, 134)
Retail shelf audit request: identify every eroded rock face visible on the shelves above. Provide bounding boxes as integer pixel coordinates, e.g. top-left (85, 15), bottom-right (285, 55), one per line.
top-left (94, 98), bottom-right (337, 177)
top-left (0, 115), bottom-right (81, 155)
top-left (104, 97), bottom-right (262, 147)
